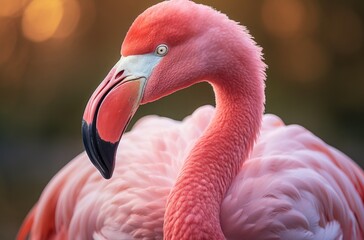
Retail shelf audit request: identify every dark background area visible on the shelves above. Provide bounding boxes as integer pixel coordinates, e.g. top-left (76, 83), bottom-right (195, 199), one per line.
top-left (0, 0), bottom-right (363, 238)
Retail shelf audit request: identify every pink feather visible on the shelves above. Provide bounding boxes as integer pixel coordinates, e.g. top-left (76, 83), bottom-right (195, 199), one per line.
top-left (18, 1), bottom-right (364, 239)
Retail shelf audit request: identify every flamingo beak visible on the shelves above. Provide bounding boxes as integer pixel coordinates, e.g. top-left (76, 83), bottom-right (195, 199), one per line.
top-left (82, 59), bottom-right (146, 179)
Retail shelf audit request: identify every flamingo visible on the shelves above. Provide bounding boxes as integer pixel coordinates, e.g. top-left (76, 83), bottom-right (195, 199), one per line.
top-left (18, 0), bottom-right (364, 239)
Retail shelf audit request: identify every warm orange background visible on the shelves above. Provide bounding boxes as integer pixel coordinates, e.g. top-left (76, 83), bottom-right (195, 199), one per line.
top-left (0, 0), bottom-right (363, 238)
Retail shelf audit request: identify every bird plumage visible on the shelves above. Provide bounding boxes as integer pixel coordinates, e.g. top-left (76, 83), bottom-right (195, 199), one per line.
top-left (19, 106), bottom-right (363, 239)
top-left (18, 0), bottom-right (364, 239)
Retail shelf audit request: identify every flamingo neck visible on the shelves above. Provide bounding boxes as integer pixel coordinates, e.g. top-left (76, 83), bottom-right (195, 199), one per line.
top-left (164, 65), bottom-right (265, 239)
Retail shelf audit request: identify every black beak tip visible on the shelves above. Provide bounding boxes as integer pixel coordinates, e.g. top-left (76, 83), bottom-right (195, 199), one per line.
top-left (100, 168), bottom-right (112, 180)
top-left (82, 120), bottom-right (118, 179)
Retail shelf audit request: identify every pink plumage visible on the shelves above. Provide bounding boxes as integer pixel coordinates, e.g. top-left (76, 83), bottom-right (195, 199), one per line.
top-left (18, 1), bottom-right (364, 239)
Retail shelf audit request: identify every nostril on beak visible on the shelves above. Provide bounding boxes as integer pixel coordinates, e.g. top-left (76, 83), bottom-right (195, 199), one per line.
top-left (115, 70), bottom-right (124, 80)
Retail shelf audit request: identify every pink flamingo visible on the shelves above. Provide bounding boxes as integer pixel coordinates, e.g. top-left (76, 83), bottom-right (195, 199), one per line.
top-left (18, 1), bottom-right (364, 239)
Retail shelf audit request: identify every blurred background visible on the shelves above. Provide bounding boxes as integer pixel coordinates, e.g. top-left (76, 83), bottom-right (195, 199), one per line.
top-left (0, 0), bottom-right (363, 238)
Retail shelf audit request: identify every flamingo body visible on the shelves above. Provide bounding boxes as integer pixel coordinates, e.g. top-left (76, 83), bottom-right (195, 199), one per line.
top-left (18, 0), bottom-right (364, 239)
top-left (19, 107), bottom-right (364, 239)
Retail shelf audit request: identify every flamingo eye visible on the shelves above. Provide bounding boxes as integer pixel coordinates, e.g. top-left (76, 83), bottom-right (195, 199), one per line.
top-left (155, 44), bottom-right (168, 56)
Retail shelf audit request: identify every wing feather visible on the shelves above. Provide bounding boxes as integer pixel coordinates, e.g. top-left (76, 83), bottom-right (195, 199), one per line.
top-left (18, 107), bottom-right (363, 240)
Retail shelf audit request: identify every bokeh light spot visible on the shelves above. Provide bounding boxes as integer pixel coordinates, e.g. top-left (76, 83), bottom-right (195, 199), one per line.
top-left (261, 0), bottom-right (306, 38)
top-left (0, 0), bottom-right (29, 17)
top-left (53, 0), bottom-right (81, 39)
top-left (22, 0), bottom-right (63, 42)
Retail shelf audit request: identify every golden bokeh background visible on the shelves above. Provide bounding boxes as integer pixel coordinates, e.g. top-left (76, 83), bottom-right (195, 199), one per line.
top-left (0, 0), bottom-right (363, 238)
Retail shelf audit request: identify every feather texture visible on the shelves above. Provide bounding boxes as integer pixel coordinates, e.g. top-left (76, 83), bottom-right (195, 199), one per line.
top-left (19, 106), bottom-right (364, 239)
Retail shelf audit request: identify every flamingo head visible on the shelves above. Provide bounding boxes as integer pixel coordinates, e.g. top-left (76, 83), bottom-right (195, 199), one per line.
top-left (82, 0), bottom-right (265, 179)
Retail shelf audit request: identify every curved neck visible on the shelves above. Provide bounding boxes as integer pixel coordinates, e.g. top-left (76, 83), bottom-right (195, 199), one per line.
top-left (164, 61), bottom-right (265, 239)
